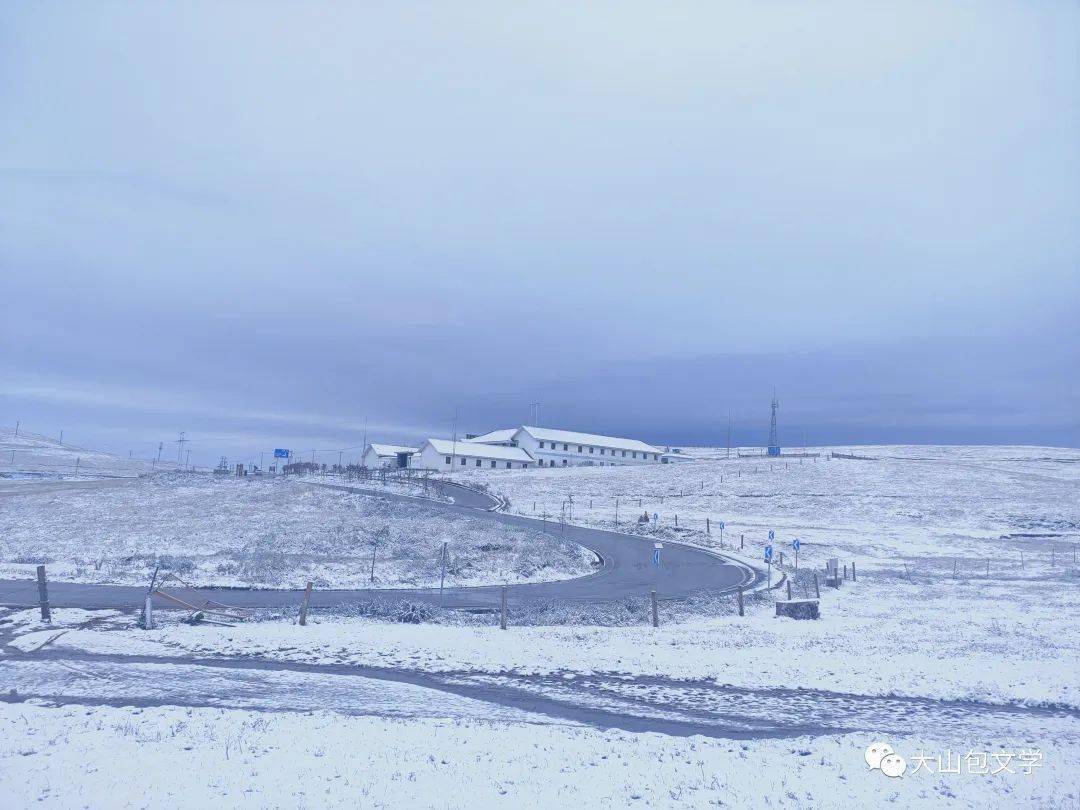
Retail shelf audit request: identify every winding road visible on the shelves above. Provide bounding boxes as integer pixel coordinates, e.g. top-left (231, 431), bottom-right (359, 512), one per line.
top-left (0, 477), bottom-right (758, 612)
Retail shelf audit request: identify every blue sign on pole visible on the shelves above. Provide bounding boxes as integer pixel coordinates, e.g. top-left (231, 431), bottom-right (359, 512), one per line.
top-left (718, 521), bottom-right (725, 530)
top-left (274, 449), bottom-right (290, 459)
top-left (793, 538), bottom-right (801, 552)
top-left (768, 530), bottom-right (775, 541)
top-left (764, 544), bottom-right (773, 562)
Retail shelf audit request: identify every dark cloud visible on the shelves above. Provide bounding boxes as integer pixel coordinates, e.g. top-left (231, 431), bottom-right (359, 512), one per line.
top-left (2, 2), bottom-right (1078, 461)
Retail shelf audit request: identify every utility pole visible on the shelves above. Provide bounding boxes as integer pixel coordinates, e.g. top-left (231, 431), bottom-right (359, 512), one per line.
top-left (175, 431), bottom-right (188, 466)
top-left (449, 409), bottom-right (458, 480)
top-left (59, 429), bottom-right (63, 445)
top-left (154, 441), bottom-right (163, 470)
top-left (185, 448), bottom-right (191, 470)
top-left (726, 410), bottom-right (732, 459)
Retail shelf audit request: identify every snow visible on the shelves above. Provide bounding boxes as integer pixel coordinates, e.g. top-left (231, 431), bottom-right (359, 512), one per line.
top-left (424, 438), bottom-right (534, 462)
top-left (0, 703), bottom-right (1074, 808)
top-left (366, 443), bottom-right (419, 457)
top-left (0, 474), bottom-right (596, 589)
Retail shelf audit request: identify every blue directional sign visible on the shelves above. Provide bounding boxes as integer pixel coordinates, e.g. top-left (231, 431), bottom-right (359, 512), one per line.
top-left (768, 530), bottom-right (775, 541)
top-left (274, 449), bottom-right (290, 459)
top-left (793, 538), bottom-right (801, 552)
top-left (764, 544), bottom-right (773, 562)
top-left (718, 521), bottom-right (725, 530)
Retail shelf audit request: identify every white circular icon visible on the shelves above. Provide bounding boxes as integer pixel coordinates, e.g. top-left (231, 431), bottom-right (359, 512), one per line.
top-left (880, 753), bottom-right (907, 778)
top-left (864, 742), bottom-right (895, 770)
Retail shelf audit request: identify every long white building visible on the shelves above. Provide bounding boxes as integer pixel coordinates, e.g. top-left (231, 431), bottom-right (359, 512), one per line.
top-left (463, 426), bottom-right (664, 468)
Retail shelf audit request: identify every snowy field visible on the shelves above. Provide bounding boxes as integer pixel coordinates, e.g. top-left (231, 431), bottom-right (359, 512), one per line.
top-left (1, 701), bottom-right (1073, 809)
top-left (2, 444), bottom-right (1078, 807)
top-left (0, 474), bottom-right (596, 589)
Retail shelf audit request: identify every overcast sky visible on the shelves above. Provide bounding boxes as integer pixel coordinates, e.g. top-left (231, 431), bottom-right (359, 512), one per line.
top-left (2, 2), bottom-right (1078, 464)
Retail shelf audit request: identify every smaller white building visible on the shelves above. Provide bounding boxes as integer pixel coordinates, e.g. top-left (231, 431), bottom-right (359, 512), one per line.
top-left (416, 438), bottom-right (534, 471)
top-left (362, 444), bottom-right (419, 469)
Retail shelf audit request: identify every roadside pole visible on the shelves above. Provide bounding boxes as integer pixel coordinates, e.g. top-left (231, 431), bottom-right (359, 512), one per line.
top-left (439, 541), bottom-right (448, 605)
top-left (500, 586), bottom-right (508, 630)
top-left (36, 565), bottom-right (51, 623)
top-left (298, 581), bottom-right (313, 626)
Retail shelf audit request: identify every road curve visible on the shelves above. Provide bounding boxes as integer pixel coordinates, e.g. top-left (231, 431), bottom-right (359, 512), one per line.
top-left (0, 477), bottom-right (758, 611)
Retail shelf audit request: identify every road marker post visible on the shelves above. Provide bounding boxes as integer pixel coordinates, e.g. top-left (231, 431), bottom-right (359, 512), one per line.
top-left (650, 590), bottom-right (659, 628)
top-left (36, 565), bottom-right (51, 623)
top-left (813, 573), bottom-right (820, 598)
top-left (298, 580), bottom-right (313, 626)
top-left (786, 579), bottom-right (792, 600)
top-left (500, 586), bottom-right (508, 630)
top-left (439, 541), bottom-right (448, 605)
top-left (737, 586), bottom-right (744, 616)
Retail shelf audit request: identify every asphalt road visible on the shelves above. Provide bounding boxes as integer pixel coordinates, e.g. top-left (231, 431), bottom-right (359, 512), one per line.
top-left (0, 477), bottom-right (757, 611)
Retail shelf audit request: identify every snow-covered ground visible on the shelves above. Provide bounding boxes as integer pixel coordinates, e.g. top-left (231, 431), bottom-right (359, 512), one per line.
top-left (1, 701), bottom-right (1073, 809)
top-left (2, 445), bottom-right (1078, 807)
top-left (0, 474), bottom-right (596, 589)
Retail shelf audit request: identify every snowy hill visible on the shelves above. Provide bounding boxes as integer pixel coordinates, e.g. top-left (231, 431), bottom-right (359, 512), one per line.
top-left (0, 426), bottom-right (179, 480)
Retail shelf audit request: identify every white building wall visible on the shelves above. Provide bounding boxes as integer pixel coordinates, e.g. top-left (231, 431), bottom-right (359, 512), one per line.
top-left (511, 429), bottom-right (662, 468)
top-left (415, 442), bottom-right (532, 471)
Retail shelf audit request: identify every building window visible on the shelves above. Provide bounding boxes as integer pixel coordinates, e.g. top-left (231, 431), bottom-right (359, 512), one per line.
top-left (538, 441), bottom-right (545, 449)
top-left (475, 459), bottom-right (482, 466)
top-left (577, 445), bottom-right (582, 452)
top-left (622, 450), bottom-right (626, 457)
top-left (460, 457), bottom-right (467, 465)
top-left (445, 456), bottom-right (451, 464)
top-left (600, 448), bottom-right (605, 455)
top-left (632, 452), bottom-right (637, 458)
top-left (563, 443), bottom-right (568, 450)
top-left (490, 460), bottom-right (496, 468)
top-left (505, 462), bottom-right (511, 469)
top-left (562, 459), bottom-right (567, 465)
top-left (589, 447), bottom-right (594, 453)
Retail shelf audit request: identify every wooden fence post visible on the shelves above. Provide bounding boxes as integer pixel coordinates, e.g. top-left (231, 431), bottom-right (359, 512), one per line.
top-left (650, 590), bottom-right (659, 627)
top-left (737, 586), bottom-right (744, 616)
top-left (813, 573), bottom-right (820, 598)
top-left (852, 561), bottom-right (856, 581)
top-left (298, 580), bottom-right (313, 626)
top-left (706, 518), bottom-right (710, 535)
top-left (36, 565), bottom-right (51, 623)
top-left (500, 586), bottom-right (508, 630)
top-left (786, 579), bottom-right (792, 600)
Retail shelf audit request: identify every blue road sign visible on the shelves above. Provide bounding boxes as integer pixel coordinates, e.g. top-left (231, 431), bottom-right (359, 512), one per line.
top-left (793, 538), bottom-right (801, 552)
top-left (274, 449), bottom-right (290, 459)
top-left (718, 521), bottom-right (725, 530)
top-left (768, 530), bottom-right (775, 541)
top-left (764, 544), bottom-right (773, 562)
